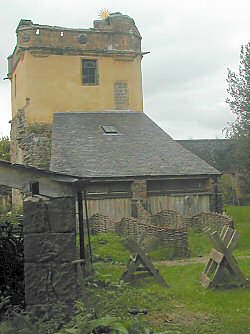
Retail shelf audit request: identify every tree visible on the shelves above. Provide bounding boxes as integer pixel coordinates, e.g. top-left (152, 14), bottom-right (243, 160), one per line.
top-left (0, 136), bottom-right (11, 214)
top-left (0, 136), bottom-right (10, 161)
top-left (226, 43), bottom-right (250, 199)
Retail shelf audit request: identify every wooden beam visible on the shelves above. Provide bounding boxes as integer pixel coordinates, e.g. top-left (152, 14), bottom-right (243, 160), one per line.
top-left (210, 249), bottom-right (224, 264)
top-left (0, 160), bottom-right (89, 197)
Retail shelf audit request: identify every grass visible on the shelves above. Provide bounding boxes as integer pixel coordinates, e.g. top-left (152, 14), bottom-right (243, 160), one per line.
top-left (91, 233), bottom-right (130, 264)
top-left (188, 205), bottom-right (250, 258)
top-left (1, 206), bottom-right (250, 333)
top-left (88, 259), bottom-right (250, 333)
top-left (83, 206), bottom-right (250, 333)
top-left (225, 205), bottom-right (250, 256)
top-left (91, 232), bottom-right (184, 264)
top-left (188, 231), bottom-right (211, 257)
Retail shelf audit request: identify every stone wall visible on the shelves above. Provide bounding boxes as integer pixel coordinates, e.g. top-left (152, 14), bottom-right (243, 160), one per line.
top-left (131, 180), bottom-right (148, 218)
top-left (114, 81), bottom-right (129, 110)
top-left (11, 106), bottom-right (52, 168)
top-left (23, 196), bottom-right (78, 318)
top-left (11, 107), bottom-right (52, 207)
top-left (131, 180), bottom-right (147, 200)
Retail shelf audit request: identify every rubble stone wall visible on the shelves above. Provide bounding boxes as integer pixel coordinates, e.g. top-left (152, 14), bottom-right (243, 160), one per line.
top-left (11, 108), bottom-right (52, 169)
top-left (114, 81), bottom-right (129, 110)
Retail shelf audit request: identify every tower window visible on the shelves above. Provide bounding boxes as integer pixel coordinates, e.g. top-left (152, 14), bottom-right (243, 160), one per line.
top-left (82, 59), bottom-right (98, 85)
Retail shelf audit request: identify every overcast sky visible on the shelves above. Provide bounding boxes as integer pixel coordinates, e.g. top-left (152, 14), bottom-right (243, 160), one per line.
top-left (1, 0), bottom-right (249, 139)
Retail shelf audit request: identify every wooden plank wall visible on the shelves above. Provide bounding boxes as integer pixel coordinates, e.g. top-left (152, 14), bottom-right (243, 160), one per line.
top-left (149, 194), bottom-right (210, 217)
top-left (87, 197), bottom-right (132, 222)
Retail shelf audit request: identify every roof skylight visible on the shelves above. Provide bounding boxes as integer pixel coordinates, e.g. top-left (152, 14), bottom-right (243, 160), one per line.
top-left (101, 125), bottom-right (119, 134)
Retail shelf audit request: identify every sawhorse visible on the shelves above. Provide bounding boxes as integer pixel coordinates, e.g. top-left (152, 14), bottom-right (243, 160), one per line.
top-left (201, 227), bottom-right (249, 288)
top-left (121, 232), bottom-right (169, 288)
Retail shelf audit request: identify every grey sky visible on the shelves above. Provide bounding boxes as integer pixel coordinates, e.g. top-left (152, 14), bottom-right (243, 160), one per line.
top-left (1, 0), bottom-right (249, 138)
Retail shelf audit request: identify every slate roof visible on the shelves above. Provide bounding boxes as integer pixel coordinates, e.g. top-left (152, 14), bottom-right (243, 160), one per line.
top-left (177, 139), bottom-right (236, 173)
top-left (50, 111), bottom-right (220, 178)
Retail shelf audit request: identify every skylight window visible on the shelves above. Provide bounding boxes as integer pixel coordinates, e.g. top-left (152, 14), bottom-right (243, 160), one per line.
top-left (101, 125), bottom-right (119, 134)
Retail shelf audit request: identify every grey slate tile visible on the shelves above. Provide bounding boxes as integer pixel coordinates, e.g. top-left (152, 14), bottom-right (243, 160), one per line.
top-left (50, 111), bottom-right (220, 178)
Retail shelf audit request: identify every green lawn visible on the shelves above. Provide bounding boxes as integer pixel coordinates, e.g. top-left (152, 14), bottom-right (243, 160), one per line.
top-left (1, 206), bottom-right (250, 333)
top-left (91, 206), bottom-right (250, 261)
top-left (225, 206), bottom-right (250, 256)
top-left (78, 206), bottom-right (250, 333)
top-left (189, 205), bottom-right (250, 258)
top-left (87, 259), bottom-right (250, 333)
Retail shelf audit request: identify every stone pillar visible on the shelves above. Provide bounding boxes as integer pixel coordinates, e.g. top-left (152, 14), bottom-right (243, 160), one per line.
top-left (131, 180), bottom-right (149, 217)
top-left (23, 195), bottom-right (78, 318)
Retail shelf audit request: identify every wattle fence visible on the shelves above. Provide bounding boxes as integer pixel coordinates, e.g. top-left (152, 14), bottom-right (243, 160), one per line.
top-left (88, 207), bottom-right (234, 258)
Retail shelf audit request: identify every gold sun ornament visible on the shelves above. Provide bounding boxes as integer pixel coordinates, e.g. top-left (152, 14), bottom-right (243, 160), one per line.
top-left (98, 8), bottom-right (111, 20)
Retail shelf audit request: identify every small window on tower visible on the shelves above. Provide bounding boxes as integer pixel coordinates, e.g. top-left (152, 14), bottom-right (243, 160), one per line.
top-left (82, 59), bottom-right (98, 85)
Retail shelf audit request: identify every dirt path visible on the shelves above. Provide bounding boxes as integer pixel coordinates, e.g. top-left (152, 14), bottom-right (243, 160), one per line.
top-left (158, 255), bottom-right (250, 267)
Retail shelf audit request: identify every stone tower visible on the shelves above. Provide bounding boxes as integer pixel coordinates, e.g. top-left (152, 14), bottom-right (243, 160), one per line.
top-left (7, 12), bottom-right (144, 167)
top-left (7, 12), bottom-right (144, 206)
